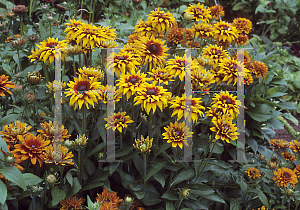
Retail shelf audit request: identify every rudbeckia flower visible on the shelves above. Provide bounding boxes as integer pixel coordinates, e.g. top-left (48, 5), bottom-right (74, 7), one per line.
top-left (211, 91), bottom-right (241, 118)
top-left (105, 112), bottom-right (134, 133)
top-left (245, 167), bottom-right (261, 179)
top-left (273, 167), bottom-right (298, 188)
top-left (147, 7), bottom-right (177, 34)
top-left (202, 44), bottom-right (229, 68)
top-left (212, 20), bottom-right (238, 44)
top-left (184, 3), bottom-right (212, 22)
top-left (249, 61), bottom-right (268, 79)
top-left (60, 195), bottom-right (85, 210)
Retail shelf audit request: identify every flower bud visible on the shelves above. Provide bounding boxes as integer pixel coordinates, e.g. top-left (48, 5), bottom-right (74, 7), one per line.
top-left (31, 185), bottom-right (39, 193)
top-left (48, 16), bottom-right (53, 20)
top-left (2, 29), bottom-right (9, 34)
top-left (47, 174), bottom-right (56, 184)
top-left (5, 155), bottom-right (15, 164)
top-left (27, 71), bottom-right (42, 85)
top-left (184, 13), bottom-right (193, 21)
top-left (286, 189), bottom-right (294, 196)
top-left (24, 92), bottom-right (36, 103)
top-left (269, 161), bottom-right (278, 170)
top-left (182, 189), bottom-right (190, 197)
top-left (271, 156), bottom-right (278, 161)
top-left (125, 196), bottom-right (133, 204)
top-left (13, 84), bottom-right (23, 93)
top-left (259, 155), bottom-right (265, 160)
top-left (28, 34), bottom-right (38, 42)
top-left (42, 5), bottom-right (47, 9)
top-left (64, 139), bottom-right (73, 147)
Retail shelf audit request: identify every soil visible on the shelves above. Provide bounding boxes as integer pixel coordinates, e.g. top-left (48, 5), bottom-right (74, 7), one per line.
top-left (273, 114), bottom-right (300, 141)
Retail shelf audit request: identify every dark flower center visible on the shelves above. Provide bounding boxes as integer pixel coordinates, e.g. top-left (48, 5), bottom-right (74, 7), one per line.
top-left (180, 61), bottom-right (186, 66)
top-left (105, 199), bottom-right (110, 203)
top-left (215, 50), bottom-right (221, 54)
top-left (48, 43), bottom-right (58, 48)
top-left (232, 64), bottom-right (237, 70)
top-left (129, 77), bottom-right (137, 84)
top-left (68, 207), bottom-right (75, 210)
top-left (284, 173), bottom-right (291, 178)
top-left (117, 56), bottom-right (126, 60)
top-left (31, 145), bottom-right (36, 149)
top-left (223, 125), bottom-right (229, 130)
top-left (148, 44), bottom-right (159, 54)
top-left (225, 98), bottom-right (232, 104)
top-left (197, 8), bottom-right (202, 12)
top-left (78, 84), bottom-right (87, 91)
top-left (147, 89), bottom-right (156, 95)
top-left (222, 26), bottom-right (229, 30)
top-left (175, 131), bottom-right (180, 136)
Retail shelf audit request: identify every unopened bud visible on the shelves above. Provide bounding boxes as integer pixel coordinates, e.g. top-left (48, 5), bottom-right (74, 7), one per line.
top-left (259, 155), bottom-right (265, 160)
top-left (31, 185), bottom-right (39, 192)
top-left (47, 174), bottom-right (56, 184)
top-left (182, 189), bottom-right (190, 197)
top-left (286, 189), bottom-right (294, 196)
top-left (125, 196), bottom-right (133, 204)
top-left (24, 92), bottom-right (36, 103)
top-left (184, 13), bottom-right (193, 21)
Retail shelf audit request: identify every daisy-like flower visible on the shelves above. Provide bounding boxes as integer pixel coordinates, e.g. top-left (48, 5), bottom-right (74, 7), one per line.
top-left (211, 91), bottom-right (241, 118)
top-left (244, 72), bottom-right (253, 85)
top-left (218, 57), bottom-right (250, 86)
top-left (232, 50), bottom-right (251, 67)
top-left (209, 4), bottom-right (225, 19)
top-left (47, 81), bottom-right (66, 92)
top-left (64, 19), bottom-right (83, 40)
top-left (162, 121), bottom-right (193, 149)
top-left (105, 112), bottom-right (134, 133)
top-left (0, 121), bottom-right (31, 146)
top-left (64, 75), bottom-right (101, 110)
top-left (269, 139), bottom-right (289, 149)
top-left (169, 94), bottom-right (205, 123)
top-left (210, 114), bottom-right (239, 143)
top-left (133, 135), bottom-right (153, 153)
top-left (99, 202), bottom-right (118, 210)
top-left (184, 3), bottom-right (212, 22)
top-left (202, 44), bottom-right (229, 68)
top-left (236, 34), bottom-right (249, 45)
top-left (281, 151), bottom-right (296, 162)
top-left (245, 167), bottom-right (261, 179)
top-left (232, 17), bottom-right (252, 34)
top-left (127, 33), bottom-right (143, 45)
top-left (65, 44), bottom-right (85, 55)
top-left (205, 107), bottom-right (225, 119)
top-left (196, 56), bottom-right (213, 66)
top-left (78, 66), bottom-right (104, 81)
top-left (44, 144), bottom-right (74, 165)
top-left (249, 61), bottom-right (268, 79)
top-left (186, 40), bottom-right (200, 48)
top-left (96, 188), bottom-right (123, 209)
top-left (107, 51), bottom-right (140, 77)
top-left (134, 36), bottom-right (168, 70)
top-left (167, 27), bottom-right (185, 45)
top-left (37, 120), bottom-right (71, 142)
top-left (116, 70), bottom-right (148, 100)
top-left (166, 55), bottom-right (200, 81)
top-left (294, 165), bottom-right (300, 177)
top-left (148, 66), bottom-right (174, 85)
top-left (98, 85), bottom-right (122, 105)
top-left (134, 19), bottom-right (159, 38)
top-left (290, 140), bottom-right (300, 153)
top-left (120, 44), bottom-right (143, 63)
top-left (28, 38), bottom-right (68, 64)
top-left (192, 65), bottom-right (215, 91)
top-left (0, 74), bottom-right (16, 96)
top-left (12, 134), bottom-right (50, 166)
top-left (273, 167), bottom-right (298, 188)
top-left (193, 23), bottom-right (214, 40)
top-left (147, 7), bottom-right (177, 34)
top-left (212, 20), bottom-right (238, 44)
top-left (60, 195), bottom-right (85, 210)
top-left (134, 83), bottom-right (171, 114)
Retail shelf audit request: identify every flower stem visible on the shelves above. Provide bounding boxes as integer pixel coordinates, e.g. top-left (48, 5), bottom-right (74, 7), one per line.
top-left (21, 103), bottom-right (27, 121)
top-left (89, 49), bottom-right (93, 67)
top-left (149, 112), bottom-right (153, 140)
top-left (80, 0), bottom-right (84, 19)
top-left (143, 153), bottom-right (147, 191)
top-left (82, 106), bottom-right (87, 135)
top-left (19, 15), bottom-right (23, 35)
top-left (17, 49), bottom-right (22, 73)
top-left (92, 0), bottom-right (96, 23)
top-left (88, 0), bottom-right (93, 23)
top-left (72, 55), bottom-right (76, 76)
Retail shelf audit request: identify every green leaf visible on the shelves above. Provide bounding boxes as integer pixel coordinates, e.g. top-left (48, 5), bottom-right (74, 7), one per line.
top-left (0, 114), bottom-right (21, 127)
top-left (166, 200), bottom-right (175, 210)
top-left (267, 87), bottom-right (277, 96)
top-left (96, 115), bottom-right (107, 141)
top-left (82, 169), bottom-right (109, 191)
top-left (283, 113), bottom-right (298, 125)
top-left (115, 146), bottom-right (133, 158)
top-left (66, 170), bottom-right (73, 187)
top-left (277, 102), bottom-right (297, 110)
top-left (153, 172), bottom-right (166, 188)
top-left (171, 168), bottom-right (195, 187)
top-left (212, 142), bottom-right (224, 154)
top-left (247, 138), bottom-right (258, 153)
top-left (239, 179), bottom-right (247, 196)
top-left (38, 23), bottom-right (47, 39)
top-left (116, 24), bottom-right (134, 30)
top-left (0, 166), bottom-right (26, 190)
top-left (187, 183), bottom-right (214, 195)
top-left (230, 199), bottom-right (240, 210)
top-left (0, 136), bottom-right (8, 154)
top-left (202, 194), bottom-right (225, 203)
top-left (146, 161), bottom-right (167, 181)
top-left (23, 173), bottom-right (43, 186)
top-left (0, 181), bottom-right (7, 205)
top-left (67, 177), bottom-right (81, 197)
top-left (161, 191), bottom-right (178, 201)
top-left (265, 118), bottom-right (284, 130)
top-left (51, 186), bottom-right (66, 206)
top-left (257, 189), bottom-right (269, 208)
top-left (85, 142), bottom-right (105, 159)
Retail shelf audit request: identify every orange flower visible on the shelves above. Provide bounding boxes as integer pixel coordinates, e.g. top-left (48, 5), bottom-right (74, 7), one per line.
top-left (290, 140), bottom-right (300, 152)
top-left (44, 144), bottom-right (74, 165)
top-left (12, 134), bottom-right (50, 166)
top-left (60, 195), bottom-right (85, 210)
top-left (0, 121), bottom-right (32, 146)
top-left (37, 120), bottom-right (70, 142)
top-left (273, 167), bottom-right (298, 188)
top-left (245, 167), bottom-right (261, 179)
top-left (0, 75), bottom-right (16, 96)
top-left (96, 188), bottom-right (123, 208)
top-left (281, 151), bottom-right (296, 162)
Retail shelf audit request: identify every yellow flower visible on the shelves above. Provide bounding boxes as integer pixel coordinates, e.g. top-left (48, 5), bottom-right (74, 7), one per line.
top-left (78, 66), bottom-right (104, 81)
top-left (74, 134), bottom-right (88, 147)
top-left (120, 44), bottom-right (143, 63)
top-left (294, 165), bottom-right (300, 177)
top-left (64, 19), bottom-right (83, 40)
top-left (210, 115), bottom-right (239, 143)
top-left (211, 91), bottom-right (241, 118)
top-left (148, 66), bottom-right (174, 85)
top-left (64, 74), bottom-right (101, 110)
top-left (96, 188), bottom-right (123, 209)
top-left (273, 167), bottom-right (298, 188)
top-left (60, 195), bottom-right (85, 210)
top-left (202, 44), bottom-right (229, 68)
top-left (28, 37), bottom-right (68, 64)
top-left (205, 107), bottom-right (225, 119)
top-left (134, 19), bottom-right (159, 38)
top-left (162, 121), bottom-right (193, 149)
top-left (116, 70), bottom-right (148, 100)
top-left (269, 139), bottom-right (289, 149)
top-left (209, 4), bottom-right (225, 19)
top-left (133, 135), bottom-right (153, 153)
top-left (236, 34), bottom-right (249, 45)
top-left (245, 167), bottom-right (261, 179)
top-left (98, 85), bottom-right (122, 105)
top-left (192, 65), bottom-right (215, 91)
top-left (37, 120), bottom-right (71, 142)
top-left (46, 81), bottom-right (66, 92)
top-left (147, 7), bottom-right (177, 34)
top-left (193, 23), bottom-right (214, 40)
top-left (169, 94), bottom-right (205, 123)
top-left (212, 20), bottom-right (238, 44)
top-left (133, 36), bottom-right (168, 70)
top-left (184, 3), bottom-right (212, 22)
top-left (252, 206), bottom-right (275, 210)
top-left (44, 144), bottom-right (74, 165)
top-left (167, 27), bottom-right (185, 45)
top-left (281, 151), bottom-right (296, 162)
top-left (232, 50), bottom-right (251, 68)
top-left (0, 75), bottom-right (15, 97)
top-left (0, 121), bottom-right (31, 145)
top-left (107, 51), bottom-right (140, 77)
top-left (134, 83), bottom-right (171, 115)
top-left (249, 61), bottom-right (268, 79)
top-left (290, 140), bottom-right (300, 153)
top-left (105, 112), bottom-right (134, 133)
top-left (232, 17), bottom-right (252, 34)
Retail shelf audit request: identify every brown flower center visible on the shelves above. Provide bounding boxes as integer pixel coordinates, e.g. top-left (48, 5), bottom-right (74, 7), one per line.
top-left (284, 173), bottom-right (291, 178)
top-left (68, 207), bottom-right (75, 210)
top-left (31, 145), bottom-right (36, 149)
top-left (223, 125), bottom-right (229, 130)
top-left (117, 56), bottom-right (126, 60)
top-left (222, 26), bottom-right (229, 30)
top-left (148, 44), bottom-right (159, 54)
top-left (147, 89), bottom-right (156, 95)
top-left (215, 50), bottom-right (221, 54)
top-left (225, 98), bottom-right (232, 104)
top-left (232, 64), bottom-right (237, 69)
top-left (78, 84), bottom-right (87, 91)
top-left (129, 77), bottom-right (137, 84)
top-left (175, 131), bottom-right (180, 136)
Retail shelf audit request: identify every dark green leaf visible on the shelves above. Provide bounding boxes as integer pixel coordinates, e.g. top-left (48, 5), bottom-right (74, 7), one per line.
top-left (97, 115), bottom-right (107, 141)
top-left (247, 138), bottom-right (258, 153)
top-left (85, 142), bottom-right (105, 159)
top-left (283, 113), bottom-right (298, 125)
top-left (161, 191), bottom-right (178, 201)
top-left (153, 172), bottom-right (166, 188)
top-left (0, 114), bottom-right (21, 127)
top-left (171, 168), bottom-right (195, 187)
top-left (257, 189), bottom-right (269, 208)
top-left (66, 170), bottom-right (73, 187)
top-left (265, 118), bottom-right (284, 130)
top-left (51, 186), bottom-right (66, 206)
top-left (67, 177), bottom-right (81, 197)
top-left (230, 199), bottom-right (240, 210)
top-left (239, 179), bottom-right (247, 196)
top-left (187, 183), bottom-right (214, 195)
top-left (82, 169), bottom-right (109, 191)
top-left (0, 136), bottom-right (8, 154)
top-left (23, 173), bottom-right (43, 186)
top-left (115, 146), bottom-right (133, 158)
top-left (277, 102), bottom-right (297, 110)
top-left (0, 180), bottom-right (7, 205)
top-left (166, 200), bottom-right (175, 210)
top-left (146, 161), bottom-right (167, 181)
top-left (0, 166), bottom-right (26, 190)
top-left (201, 194), bottom-right (225, 203)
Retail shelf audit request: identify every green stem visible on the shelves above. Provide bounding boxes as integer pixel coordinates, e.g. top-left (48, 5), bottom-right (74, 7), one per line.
top-left (82, 106), bottom-right (87, 135)
top-left (19, 15), bottom-right (23, 35)
top-left (17, 49), bottom-right (22, 72)
top-left (50, 24), bottom-right (52, 36)
top-left (80, 0), bottom-right (84, 19)
top-left (143, 153), bottom-right (147, 191)
top-left (78, 148), bottom-right (84, 186)
top-left (88, 0), bottom-right (93, 23)
top-left (194, 140), bottom-right (217, 183)
top-left (33, 89), bottom-right (37, 124)
top-left (79, 53), bottom-right (82, 69)
top-left (21, 103), bottom-right (27, 121)
top-left (149, 112), bottom-right (153, 140)
top-left (73, 55), bottom-right (76, 76)
top-left (90, 49), bottom-right (93, 67)
top-left (120, 131), bottom-right (123, 149)
top-left (92, 0), bottom-right (96, 23)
